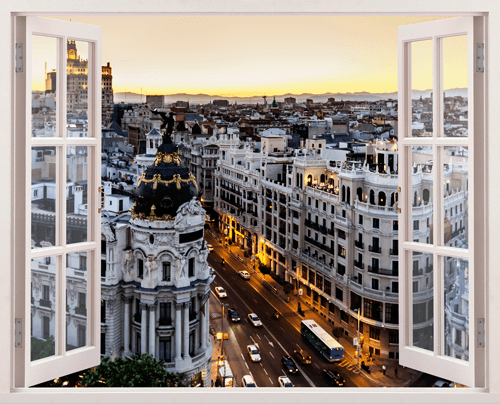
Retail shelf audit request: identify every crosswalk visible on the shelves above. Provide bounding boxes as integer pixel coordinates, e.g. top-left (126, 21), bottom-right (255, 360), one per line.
top-left (338, 359), bottom-right (361, 374)
top-left (210, 312), bottom-right (221, 319)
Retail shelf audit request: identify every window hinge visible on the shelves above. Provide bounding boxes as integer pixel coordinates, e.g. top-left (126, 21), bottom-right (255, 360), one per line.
top-left (476, 43), bottom-right (484, 73)
top-left (14, 318), bottom-right (22, 348)
top-left (15, 43), bottom-right (23, 73)
top-left (477, 318), bottom-right (485, 348)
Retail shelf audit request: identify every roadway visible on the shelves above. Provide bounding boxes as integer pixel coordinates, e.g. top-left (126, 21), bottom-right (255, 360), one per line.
top-left (206, 234), bottom-right (372, 388)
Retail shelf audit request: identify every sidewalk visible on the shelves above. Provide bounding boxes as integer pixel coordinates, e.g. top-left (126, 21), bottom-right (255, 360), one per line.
top-left (206, 228), bottom-right (419, 387)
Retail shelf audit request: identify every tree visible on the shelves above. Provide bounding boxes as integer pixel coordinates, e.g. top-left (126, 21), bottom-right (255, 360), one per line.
top-left (31, 336), bottom-right (55, 361)
top-left (259, 264), bottom-right (271, 279)
top-left (81, 354), bottom-right (189, 387)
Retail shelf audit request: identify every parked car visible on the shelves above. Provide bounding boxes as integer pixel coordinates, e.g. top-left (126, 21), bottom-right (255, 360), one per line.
top-left (227, 308), bottom-right (240, 322)
top-left (207, 244), bottom-right (214, 252)
top-left (322, 369), bottom-right (345, 387)
top-left (215, 286), bottom-right (227, 298)
top-left (246, 345), bottom-right (261, 362)
top-left (278, 376), bottom-right (294, 387)
top-left (241, 375), bottom-right (257, 387)
top-left (281, 355), bottom-right (299, 374)
top-left (247, 313), bottom-right (262, 327)
top-left (293, 349), bottom-right (311, 365)
top-left (239, 270), bottom-right (250, 280)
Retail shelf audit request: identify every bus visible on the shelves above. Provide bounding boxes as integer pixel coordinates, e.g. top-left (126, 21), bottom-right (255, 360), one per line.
top-left (300, 319), bottom-right (344, 362)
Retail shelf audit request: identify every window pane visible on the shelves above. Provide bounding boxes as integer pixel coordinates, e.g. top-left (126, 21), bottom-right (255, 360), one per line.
top-left (411, 40), bottom-right (433, 138)
top-left (411, 146), bottom-right (433, 244)
top-left (444, 256), bottom-right (469, 361)
top-left (66, 145), bottom-right (88, 244)
top-left (442, 146), bottom-right (468, 249)
top-left (32, 35), bottom-right (57, 138)
top-left (31, 146), bottom-right (57, 249)
top-left (412, 251), bottom-right (433, 352)
top-left (66, 251), bottom-right (88, 351)
top-left (66, 40), bottom-right (89, 137)
top-left (442, 35), bottom-right (468, 138)
top-left (31, 256), bottom-right (56, 361)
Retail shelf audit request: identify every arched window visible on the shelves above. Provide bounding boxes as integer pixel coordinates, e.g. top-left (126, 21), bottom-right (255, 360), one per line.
top-left (357, 187), bottom-right (363, 201)
top-left (423, 188), bottom-right (430, 202)
top-left (413, 191), bottom-right (418, 207)
top-left (378, 191), bottom-right (386, 206)
top-left (370, 189), bottom-right (375, 205)
top-left (307, 174), bottom-right (312, 185)
top-left (320, 174), bottom-right (326, 184)
top-left (342, 185), bottom-right (346, 202)
top-left (347, 187), bottom-right (351, 205)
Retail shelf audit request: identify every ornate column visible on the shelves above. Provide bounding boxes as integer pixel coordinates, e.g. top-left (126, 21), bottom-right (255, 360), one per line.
top-left (194, 297), bottom-right (200, 351)
top-left (183, 302), bottom-right (190, 359)
top-left (122, 296), bottom-right (133, 356)
top-left (140, 303), bottom-right (147, 355)
top-left (174, 302), bottom-right (182, 360)
top-left (148, 303), bottom-right (156, 356)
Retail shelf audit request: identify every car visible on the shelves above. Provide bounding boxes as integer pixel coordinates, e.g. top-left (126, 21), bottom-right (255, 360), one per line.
top-left (247, 313), bottom-right (262, 327)
top-left (246, 345), bottom-right (261, 362)
top-left (239, 270), bottom-right (250, 280)
top-left (433, 379), bottom-right (456, 387)
top-left (227, 308), bottom-right (240, 322)
top-left (207, 244), bottom-right (214, 252)
top-left (322, 369), bottom-right (345, 387)
top-left (281, 355), bottom-right (299, 374)
top-left (293, 349), bottom-right (311, 365)
top-left (241, 375), bottom-right (257, 387)
top-left (214, 286), bottom-right (227, 298)
top-left (278, 376), bottom-right (294, 387)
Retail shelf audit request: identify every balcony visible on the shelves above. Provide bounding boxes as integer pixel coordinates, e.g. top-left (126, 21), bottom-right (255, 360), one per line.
top-left (425, 265), bottom-right (433, 273)
top-left (390, 248), bottom-right (399, 256)
top-left (369, 245), bottom-right (381, 253)
top-left (338, 231), bottom-right (346, 240)
top-left (75, 306), bottom-right (87, 316)
top-left (355, 240), bottom-right (364, 249)
top-left (39, 299), bottom-right (51, 308)
top-left (327, 228), bottom-right (335, 236)
top-left (318, 225), bottom-right (328, 235)
top-left (413, 267), bottom-right (424, 276)
top-left (159, 318), bottom-right (172, 327)
top-left (354, 260), bottom-right (364, 269)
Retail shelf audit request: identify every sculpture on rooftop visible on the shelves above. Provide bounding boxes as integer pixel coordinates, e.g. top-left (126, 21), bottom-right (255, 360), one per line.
top-left (151, 109), bottom-right (176, 143)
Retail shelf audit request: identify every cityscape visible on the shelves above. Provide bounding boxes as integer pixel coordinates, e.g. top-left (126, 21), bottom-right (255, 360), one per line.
top-left (29, 21), bottom-right (469, 388)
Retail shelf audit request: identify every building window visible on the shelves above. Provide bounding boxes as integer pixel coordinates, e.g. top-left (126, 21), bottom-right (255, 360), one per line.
top-left (364, 298), bottom-right (382, 321)
top-left (389, 330), bottom-right (399, 344)
top-left (159, 337), bottom-right (172, 362)
top-left (371, 278), bottom-right (379, 290)
top-left (373, 218), bottom-right (380, 229)
top-left (163, 262), bottom-right (171, 281)
top-left (101, 260), bottom-right (106, 277)
top-left (370, 326), bottom-right (380, 341)
top-left (100, 332), bottom-right (106, 355)
top-left (324, 279), bottom-right (331, 296)
top-left (393, 220), bottom-right (398, 231)
top-left (385, 303), bottom-right (399, 324)
top-left (335, 287), bottom-right (343, 302)
top-left (392, 282), bottom-right (399, 293)
top-left (359, 214), bottom-right (363, 225)
top-left (188, 258), bottom-right (195, 277)
top-left (413, 220), bottom-right (419, 230)
top-left (138, 258), bottom-right (144, 278)
top-left (309, 269), bottom-right (315, 286)
top-left (101, 300), bottom-right (106, 323)
top-left (160, 302), bottom-right (171, 326)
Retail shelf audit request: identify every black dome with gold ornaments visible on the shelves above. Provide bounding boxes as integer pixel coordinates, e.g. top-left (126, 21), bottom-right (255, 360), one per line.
top-left (131, 139), bottom-right (199, 221)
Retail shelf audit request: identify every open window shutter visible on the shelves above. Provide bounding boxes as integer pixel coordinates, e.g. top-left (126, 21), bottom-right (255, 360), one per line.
top-left (398, 17), bottom-right (485, 387)
top-left (20, 17), bottom-right (102, 386)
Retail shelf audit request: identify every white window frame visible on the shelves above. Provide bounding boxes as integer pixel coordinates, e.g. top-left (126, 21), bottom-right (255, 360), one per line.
top-left (1, 1), bottom-right (499, 403)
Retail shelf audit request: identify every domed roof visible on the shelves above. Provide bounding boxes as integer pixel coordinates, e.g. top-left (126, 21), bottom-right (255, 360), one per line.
top-left (131, 140), bottom-right (199, 221)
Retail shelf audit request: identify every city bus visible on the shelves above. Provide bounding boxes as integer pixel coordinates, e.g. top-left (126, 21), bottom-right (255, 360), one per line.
top-left (300, 319), bottom-right (344, 362)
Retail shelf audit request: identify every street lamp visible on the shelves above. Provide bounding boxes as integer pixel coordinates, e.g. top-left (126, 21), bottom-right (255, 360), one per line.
top-left (354, 308), bottom-right (361, 367)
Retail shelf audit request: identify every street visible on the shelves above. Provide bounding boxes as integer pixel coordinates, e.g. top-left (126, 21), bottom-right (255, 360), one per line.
top-left (207, 232), bottom-right (373, 388)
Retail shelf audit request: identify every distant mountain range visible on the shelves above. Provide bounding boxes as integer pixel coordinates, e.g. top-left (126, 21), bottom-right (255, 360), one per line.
top-left (114, 88), bottom-right (467, 105)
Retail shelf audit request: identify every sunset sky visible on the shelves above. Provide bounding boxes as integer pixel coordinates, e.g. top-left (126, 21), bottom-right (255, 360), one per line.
top-left (32, 16), bottom-right (467, 97)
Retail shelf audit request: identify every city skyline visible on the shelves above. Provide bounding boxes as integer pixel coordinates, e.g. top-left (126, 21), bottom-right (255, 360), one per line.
top-left (32, 15), bottom-right (467, 97)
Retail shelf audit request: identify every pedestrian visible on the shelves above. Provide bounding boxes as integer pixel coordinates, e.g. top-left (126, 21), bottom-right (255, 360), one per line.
top-left (382, 365), bottom-right (386, 375)
top-left (394, 368), bottom-right (398, 378)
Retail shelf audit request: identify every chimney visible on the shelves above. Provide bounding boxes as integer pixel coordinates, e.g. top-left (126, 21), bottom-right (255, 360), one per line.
top-left (75, 185), bottom-right (83, 213)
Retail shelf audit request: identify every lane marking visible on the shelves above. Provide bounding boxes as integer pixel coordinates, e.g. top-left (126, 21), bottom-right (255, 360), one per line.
top-left (253, 298), bottom-right (258, 303)
top-left (269, 352), bottom-right (274, 359)
top-left (314, 363), bottom-right (320, 369)
top-left (269, 378), bottom-right (273, 385)
top-left (256, 334), bottom-right (261, 340)
top-left (245, 362), bottom-right (250, 370)
top-left (296, 344), bottom-right (302, 350)
top-left (241, 353), bottom-right (245, 360)
top-left (259, 362), bottom-right (263, 367)
top-left (263, 369), bottom-right (268, 375)
top-left (250, 336), bottom-right (257, 345)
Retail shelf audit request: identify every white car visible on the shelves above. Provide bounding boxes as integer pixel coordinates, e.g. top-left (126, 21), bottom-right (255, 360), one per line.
top-left (278, 376), bottom-right (294, 388)
top-left (246, 344), bottom-right (261, 362)
top-left (247, 313), bottom-right (262, 327)
top-left (239, 270), bottom-right (250, 280)
top-left (207, 244), bottom-right (214, 252)
top-left (241, 375), bottom-right (257, 387)
top-left (215, 286), bottom-right (227, 298)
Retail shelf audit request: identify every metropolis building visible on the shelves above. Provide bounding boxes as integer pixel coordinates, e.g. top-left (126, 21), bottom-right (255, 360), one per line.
top-left (30, 132), bottom-right (215, 387)
top-left (213, 131), bottom-right (468, 360)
